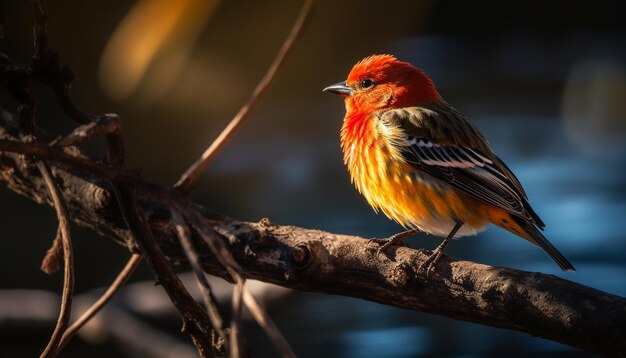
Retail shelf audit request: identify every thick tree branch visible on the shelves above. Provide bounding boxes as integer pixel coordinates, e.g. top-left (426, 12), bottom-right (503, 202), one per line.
top-left (0, 124), bottom-right (624, 356)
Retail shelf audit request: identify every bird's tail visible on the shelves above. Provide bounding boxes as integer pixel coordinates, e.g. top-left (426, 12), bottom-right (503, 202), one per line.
top-left (489, 210), bottom-right (576, 271)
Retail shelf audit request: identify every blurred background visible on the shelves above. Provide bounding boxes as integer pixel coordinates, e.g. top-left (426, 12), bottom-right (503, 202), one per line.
top-left (1, 0), bottom-right (625, 356)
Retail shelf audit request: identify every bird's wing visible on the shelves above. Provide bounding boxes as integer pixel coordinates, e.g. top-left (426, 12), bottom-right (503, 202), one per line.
top-left (378, 106), bottom-right (544, 227)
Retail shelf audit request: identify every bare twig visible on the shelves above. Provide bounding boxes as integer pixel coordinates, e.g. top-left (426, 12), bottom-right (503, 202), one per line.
top-left (14, 87), bottom-right (36, 136)
top-left (28, 0), bottom-right (47, 60)
top-left (173, 205), bottom-right (249, 357)
top-left (37, 161), bottom-right (74, 358)
top-left (184, 208), bottom-right (243, 276)
top-left (243, 287), bottom-right (296, 358)
top-left (174, 0), bottom-right (316, 190)
top-left (113, 185), bottom-right (215, 357)
top-left (57, 253), bottom-right (142, 351)
top-left (51, 114), bottom-right (121, 148)
top-left (49, 114), bottom-right (125, 165)
top-left (230, 278), bottom-right (245, 358)
top-left (170, 208), bottom-right (227, 342)
top-left (104, 122), bottom-right (125, 166)
top-left (172, 205), bottom-right (250, 357)
top-left (27, 0), bottom-right (91, 125)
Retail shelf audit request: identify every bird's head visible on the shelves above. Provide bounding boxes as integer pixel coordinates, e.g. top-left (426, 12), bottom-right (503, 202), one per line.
top-left (324, 54), bottom-right (441, 113)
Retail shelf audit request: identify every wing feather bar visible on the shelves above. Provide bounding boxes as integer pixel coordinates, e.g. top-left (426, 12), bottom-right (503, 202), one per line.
top-left (399, 137), bottom-right (533, 221)
top-left (410, 139), bottom-right (486, 169)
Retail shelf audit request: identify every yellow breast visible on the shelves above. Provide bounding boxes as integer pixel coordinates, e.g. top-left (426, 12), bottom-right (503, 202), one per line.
top-left (342, 119), bottom-right (490, 237)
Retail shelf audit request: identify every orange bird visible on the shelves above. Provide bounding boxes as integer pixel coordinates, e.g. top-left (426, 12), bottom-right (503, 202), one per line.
top-left (324, 54), bottom-right (575, 272)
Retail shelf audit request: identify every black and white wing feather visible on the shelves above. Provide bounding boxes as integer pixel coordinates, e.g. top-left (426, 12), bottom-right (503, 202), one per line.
top-left (400, 136), bottom-right (543, 226)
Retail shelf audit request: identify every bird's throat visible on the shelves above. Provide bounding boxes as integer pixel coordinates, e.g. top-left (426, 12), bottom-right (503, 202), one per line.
top-left (340, 111), bottom-right (374, 164)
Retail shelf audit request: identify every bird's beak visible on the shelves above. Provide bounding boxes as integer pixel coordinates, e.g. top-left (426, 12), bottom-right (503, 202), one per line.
top-left (323, 81), bottom-right (353, 96)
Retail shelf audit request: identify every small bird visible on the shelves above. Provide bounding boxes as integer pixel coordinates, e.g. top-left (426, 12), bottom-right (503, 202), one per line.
top-left (324, 54), bottom-right (575, 272)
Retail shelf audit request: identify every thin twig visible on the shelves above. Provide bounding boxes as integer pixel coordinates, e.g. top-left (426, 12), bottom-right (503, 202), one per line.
top-left (51, 114), bottom-right (121, 148)
top-left (170, 208), bottom-right (227, 342)
top-left (113, 185), bottom-right (215, 357)
top-left (174, 0), bottom-right (316, 190)
top-left (243, 287), bottom-right (296, 358)
top-left (182, 210), bottom-right (250, 357)
top-left (172, 204), bottom-right (248, 357)
top-left (28, 0), bottom-right (47, 60)
top-left (104, 124), bottom-right (126, 166)
top-left (173, 206), bottom-right (247, 356)
top-left (37, 161), bottom-right (74, 358)
top-left (182, 208), bottom-right (243, 276)
top-left (49, 114), bottom-right (125, 165)
top-left (28, 0), bottom-right (91, 125)
top-left (15, 88), bottom-right (36, 136)
top-left (57, 253), bottom-right (142, 351)
top-left (230, 278), bottom-right (245, 358)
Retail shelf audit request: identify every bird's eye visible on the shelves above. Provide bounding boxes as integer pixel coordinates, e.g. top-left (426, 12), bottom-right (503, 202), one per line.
top-left (360, 79), bottom-right (374, 89)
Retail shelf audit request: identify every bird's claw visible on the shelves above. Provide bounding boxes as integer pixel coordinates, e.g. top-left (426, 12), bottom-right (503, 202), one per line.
top-left (417, 248), bottom-right (444, 279)
top-left (368, 237), bottom-right (407, 255)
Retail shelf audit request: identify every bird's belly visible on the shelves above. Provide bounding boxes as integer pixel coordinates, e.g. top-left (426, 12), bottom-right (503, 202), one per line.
top-left (353, 158), bottom-right (490, 238)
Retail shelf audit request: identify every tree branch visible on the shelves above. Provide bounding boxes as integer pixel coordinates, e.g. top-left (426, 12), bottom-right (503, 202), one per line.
top-left (0, 124), bottom-right (624, 356)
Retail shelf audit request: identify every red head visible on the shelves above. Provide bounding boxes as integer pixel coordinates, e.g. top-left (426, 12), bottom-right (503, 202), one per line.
top-left (324, 54), bottom-right (442, 114)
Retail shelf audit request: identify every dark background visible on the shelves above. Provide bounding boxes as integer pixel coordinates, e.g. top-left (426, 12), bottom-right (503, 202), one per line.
top-left (1, 0), bottom-right (625, 356)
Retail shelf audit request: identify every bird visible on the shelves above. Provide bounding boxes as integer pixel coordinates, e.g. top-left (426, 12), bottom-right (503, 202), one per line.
top-left (323, 54), bottom-right (575, 273)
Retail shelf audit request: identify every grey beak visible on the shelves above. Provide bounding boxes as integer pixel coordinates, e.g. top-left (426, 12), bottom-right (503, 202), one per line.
top-left (323, 81), bottom-right (353, 96)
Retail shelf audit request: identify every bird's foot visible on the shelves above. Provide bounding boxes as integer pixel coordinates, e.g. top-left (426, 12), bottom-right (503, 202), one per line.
top-left (417, 247), bottom-right (445, 279)
top-left (368, 236), bottom-right (408, 255)
top-left (416, 222), bottom-right (462, 279)
top-left (368, 228), bottom-right (420, 255)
